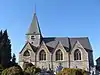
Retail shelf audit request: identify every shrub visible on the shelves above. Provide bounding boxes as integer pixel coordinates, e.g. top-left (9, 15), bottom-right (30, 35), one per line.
top-left (35, 67), bottom-right (41, 73)
top-left (24, 66), bottom-right (41, 75)
top-left (1, 65), bottom-right (23, 75)
top-left (23, 62), bottom-right (33, 70)
top-left (0, 64), bottom-right (4, 75)
top-left (23, 62), bottom-right (41, 75)
top-left (56, 68), bottom-right (88, 75)
top-left (1, 69), bottom-right (8, 75)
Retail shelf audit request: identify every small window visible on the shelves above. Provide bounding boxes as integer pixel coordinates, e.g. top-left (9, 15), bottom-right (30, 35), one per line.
top-left (56, 49), bottom-right (63, 60)
top-left (39, 50), bottom-right (46, 60)
top-left (74, 49), bottom-right (81, 60)
top-left (23, 50), bottom-right (30, 56)
top-left (31, 36), bottom-right (35, 40)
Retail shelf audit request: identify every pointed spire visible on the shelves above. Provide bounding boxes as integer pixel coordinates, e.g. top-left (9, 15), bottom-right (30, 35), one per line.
top-left (27, 7), bottom-right (41, 35)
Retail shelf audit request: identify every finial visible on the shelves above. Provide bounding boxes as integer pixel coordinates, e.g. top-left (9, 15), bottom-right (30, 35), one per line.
top-left (34, 4), bottom-right (36, 14)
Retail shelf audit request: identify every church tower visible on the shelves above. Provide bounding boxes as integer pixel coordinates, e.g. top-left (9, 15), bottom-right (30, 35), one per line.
top-left (26, 12), bottom-right (42, 47)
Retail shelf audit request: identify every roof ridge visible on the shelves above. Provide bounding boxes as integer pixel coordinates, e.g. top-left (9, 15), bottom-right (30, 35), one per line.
top-left (43, 36), bottom-right (88, 39)
top-left (43, 37), bottom-right (68, 38)
top-left (70, 37), bottom-right (88, 39)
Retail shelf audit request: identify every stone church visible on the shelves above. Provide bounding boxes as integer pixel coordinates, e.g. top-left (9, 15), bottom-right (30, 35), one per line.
top-left (19, 11), bottom-right (94, 72)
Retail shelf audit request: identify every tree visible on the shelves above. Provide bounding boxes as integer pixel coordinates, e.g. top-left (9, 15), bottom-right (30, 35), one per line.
top-left (0, 64), bottom-right (4, 75)
top-left (0, 30), bottom-right (12, 68)
top-left (0, 30), bottom-right (3, 43)
top-left (12, 53), bottom-right (16, 63)
top-left (7, 53), bottom-right (17, 67)
top-left (0, 30), bottom-right (3, 64)
top-left (0, 30), bottom-right (3, 44)
top-left (11, 53), bottom-right (17, 66)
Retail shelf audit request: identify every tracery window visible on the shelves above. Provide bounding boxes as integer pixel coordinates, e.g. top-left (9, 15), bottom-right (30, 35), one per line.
top-left (23, 50), bottom-right (30, 56)
top-left (74, 49), bottom-right (81, 60)
top-left (56, 49), bottom-right (63, 60)
top-left (39, 50), bottom-right (46, 60)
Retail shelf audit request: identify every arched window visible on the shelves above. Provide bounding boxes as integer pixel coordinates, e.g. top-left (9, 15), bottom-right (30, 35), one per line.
top-left (23, 50), bottom-right (30, 56)
top-left (39, 50), bottom-right (46, 60)
top-left (56, 49), bottom-right (63, 60)
top-left (74, 49), bottom-right (81, 60)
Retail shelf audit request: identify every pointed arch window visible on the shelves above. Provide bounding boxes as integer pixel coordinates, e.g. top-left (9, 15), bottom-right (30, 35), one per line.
top-left (56, 49), bottom-right (63, 60)
top-left (23, 50), bottom-right (30, 56)
top-left (39, 50), bottom-right (46, 60)
top-left (74, 49), bottom-right (81, 60)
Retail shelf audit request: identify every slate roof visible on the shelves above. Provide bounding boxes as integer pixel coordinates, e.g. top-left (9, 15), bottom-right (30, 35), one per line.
top-left (43, 37), bottom-right (92, 51)
top-left (96, 57), bottom-right (100, 61)
top-left (20, 37), bottom-right (92, 54)
top-left (26, 12), bottom-right (41, 35)
top-left (70, 37), bottom-right (92, 50)
top-left (43, 37), bottom-right (69, 48)
top-left (19, 42), bottom-right (37, 54)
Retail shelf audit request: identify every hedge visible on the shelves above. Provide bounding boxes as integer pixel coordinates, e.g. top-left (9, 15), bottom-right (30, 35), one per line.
top-left (56, 68), bottom-right (89, 75)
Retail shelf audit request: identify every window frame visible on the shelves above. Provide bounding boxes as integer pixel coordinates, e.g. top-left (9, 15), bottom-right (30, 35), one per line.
top-left (39, 50), bottom-right (46, 61)
top-left (74, 49), bottom-right (81, 60)
top-left (23, 50), bottom-right (30, 56)
top-left (56, 49), bottom-right (63, 61)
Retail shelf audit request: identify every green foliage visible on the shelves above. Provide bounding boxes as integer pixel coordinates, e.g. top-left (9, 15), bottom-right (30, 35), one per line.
top-left (0, 30), bottom-right (3, 65)
top-left (1, 65), bottom-right (23, 75)
top-left (23, 62), bottom-right (33, 70)
top-left (9, 53), bottom-right (17, 67)
top-left (56, 68), bottom-right (88, 75)
top-left (1, 69), bottom-right (8, 75)
top-left (35, 67), bottom-right (41, 74)
top-left (23, 62), bottom-right (41, 75)
top-left (0, 64), bottom-right (4, 70)
top-left (0, 30), bottom-right (17, 68)
top-left (0, 64), bottom-right (4, 75)
top-left (0, 30), bottom-right (12, 68)
top-left (24, 66), bottom-right (41, 75)
top-left (24, 66), bottom-right (36, 75)
top-left (12, 53), bottom-right (16, 64)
